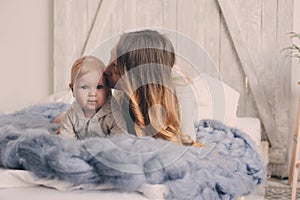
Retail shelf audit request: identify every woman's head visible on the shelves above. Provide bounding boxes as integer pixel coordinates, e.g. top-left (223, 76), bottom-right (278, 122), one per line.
top-left (105, 30), bottom-right (175, 88)
top-left (70, 56), bottom-right (110, 118)
top-left (116, 30), bottom-right (175, 74)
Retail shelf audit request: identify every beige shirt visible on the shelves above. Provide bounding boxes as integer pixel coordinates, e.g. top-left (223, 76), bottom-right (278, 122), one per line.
top-left (60, 96), bottom-right (126, 139)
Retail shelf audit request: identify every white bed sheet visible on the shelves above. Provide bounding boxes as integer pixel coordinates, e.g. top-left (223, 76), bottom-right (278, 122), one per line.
top-left (0, 168), bottom-right (167, 200)
top-left (0, 187), bottom-right (148, 200)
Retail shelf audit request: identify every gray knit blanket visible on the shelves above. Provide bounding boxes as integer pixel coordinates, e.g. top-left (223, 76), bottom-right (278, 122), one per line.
top-left (0, 103), bottom-right (266, 200)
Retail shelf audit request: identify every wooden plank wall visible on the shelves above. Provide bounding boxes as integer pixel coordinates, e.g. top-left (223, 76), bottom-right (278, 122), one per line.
top-left (53, 0), bottom-right (293, 176)
top-left (53, 0), bottom-right (100, 92)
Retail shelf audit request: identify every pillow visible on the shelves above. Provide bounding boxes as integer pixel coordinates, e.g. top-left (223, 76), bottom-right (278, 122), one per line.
top-left (39, 90), bottom-right (74, 105)
top-left (192, 74), bottom-right (240, 127)
top-left (172, 67), bottom-right (240, 136)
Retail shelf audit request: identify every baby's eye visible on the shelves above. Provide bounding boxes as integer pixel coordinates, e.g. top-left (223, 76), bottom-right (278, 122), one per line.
top-left (81, 86), bottom-right (88, 90)
top-left (97, 85), bottom-right (104, 89)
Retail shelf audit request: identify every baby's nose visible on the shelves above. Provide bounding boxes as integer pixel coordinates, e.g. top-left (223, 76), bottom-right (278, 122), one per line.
top-left (89, 88), bottom-right (97, 96)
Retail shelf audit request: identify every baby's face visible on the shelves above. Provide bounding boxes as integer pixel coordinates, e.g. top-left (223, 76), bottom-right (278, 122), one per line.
top-left (73, 68), bottom-right (107, 117)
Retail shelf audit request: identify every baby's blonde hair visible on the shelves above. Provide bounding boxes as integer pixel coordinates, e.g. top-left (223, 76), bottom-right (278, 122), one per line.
top-left (70, 55), bottom-right (111, 98)
top-left (70, 55), bottom-right (105, 85)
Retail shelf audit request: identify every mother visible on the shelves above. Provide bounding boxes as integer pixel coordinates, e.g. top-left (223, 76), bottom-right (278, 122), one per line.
top-left (104, 29), bottom-right (200, 146)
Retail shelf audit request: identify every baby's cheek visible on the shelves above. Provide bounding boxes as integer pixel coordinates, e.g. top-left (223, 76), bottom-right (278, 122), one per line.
top-left (97, 91), bottom-right (108, 104)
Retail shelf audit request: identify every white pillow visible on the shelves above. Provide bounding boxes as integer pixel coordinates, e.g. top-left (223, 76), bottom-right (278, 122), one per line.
top-left (192, 74), bottom-right (240, 127)
top-left (39, 90), bottom-right (74, 105)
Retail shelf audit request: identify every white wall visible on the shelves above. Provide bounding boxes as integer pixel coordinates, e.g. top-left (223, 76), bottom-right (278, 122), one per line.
top-left (289, 0), bottom-right (300, 178)
top-left (0, 0), bottom-right (52, 113)
top-left (293, 0), bottom-right (300, 69)
top-left (291, 1), bottom-right (300, 130)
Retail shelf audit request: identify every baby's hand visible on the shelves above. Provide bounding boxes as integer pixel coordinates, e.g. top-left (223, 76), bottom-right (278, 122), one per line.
top-left (53, 112), bottom-right (66, 123)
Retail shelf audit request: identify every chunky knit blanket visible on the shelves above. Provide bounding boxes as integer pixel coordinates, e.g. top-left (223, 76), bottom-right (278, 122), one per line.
top-left (0, 103), bottom-right (266, 200)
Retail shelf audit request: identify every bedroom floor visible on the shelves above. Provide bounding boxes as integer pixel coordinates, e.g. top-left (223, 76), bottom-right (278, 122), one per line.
top-left (263, 177), bottom-right (300, 200)
top-left (241, 177), bottom-right (300, 200)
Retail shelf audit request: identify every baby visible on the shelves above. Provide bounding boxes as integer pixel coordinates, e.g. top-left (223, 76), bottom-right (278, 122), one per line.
top-left (59, 55), bottom-right (124, 139)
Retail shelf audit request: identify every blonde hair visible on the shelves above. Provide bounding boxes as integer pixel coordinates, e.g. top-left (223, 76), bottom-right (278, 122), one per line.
top-left (116, 30), bottom-right (201, 147)
top-left (70, 55), bottom-right (110, 96)
top-left (70, 56), bottom-right (105, 84)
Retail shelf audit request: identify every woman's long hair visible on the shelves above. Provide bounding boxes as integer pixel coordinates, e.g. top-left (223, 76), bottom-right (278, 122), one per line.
top-left (116, 30), bottom-right (201, 146)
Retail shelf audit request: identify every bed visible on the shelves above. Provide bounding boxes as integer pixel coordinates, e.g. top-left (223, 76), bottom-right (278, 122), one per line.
top-left (0, 75), bottom-right (266, 200)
